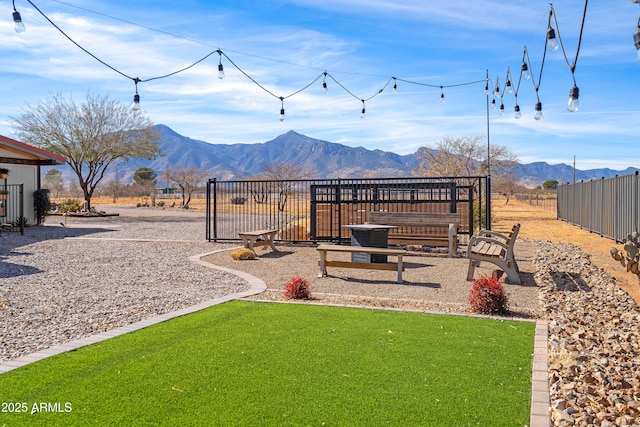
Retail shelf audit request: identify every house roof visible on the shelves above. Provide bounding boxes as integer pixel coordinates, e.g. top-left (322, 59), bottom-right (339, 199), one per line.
top-left (0, 135), bottom-right (66, 166)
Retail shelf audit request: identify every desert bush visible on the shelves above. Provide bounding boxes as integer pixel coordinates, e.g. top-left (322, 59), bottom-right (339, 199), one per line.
top-left (58, 199), bottom-right (82, 213)
top-left (469, 273), bottom-right (509, 315)
top-left (284, 276), bottom-right (311, 300)
top-left (230, 248), bottom-right (256, 260)
top-left (157, 201), bottom-right (165, 207)
top-left (230, 196), bottom-right (247, 205)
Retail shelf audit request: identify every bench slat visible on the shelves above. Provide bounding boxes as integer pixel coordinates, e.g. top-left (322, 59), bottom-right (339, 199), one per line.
top-left (318, 260), bottom-right (406, 272)
top-left (316, 244), bottom-right (406, 255)
top-left (368, 211), bottom-right (459, 257)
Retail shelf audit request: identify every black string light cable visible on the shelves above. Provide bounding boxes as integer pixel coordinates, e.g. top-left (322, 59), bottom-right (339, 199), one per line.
top-left (549, 2), bottom-right (589, 112)
top-left (12, 0), bottom-right (489, 118)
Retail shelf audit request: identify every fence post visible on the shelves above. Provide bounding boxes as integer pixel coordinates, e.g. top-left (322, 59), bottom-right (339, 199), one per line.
top-left (485, 175), bottom-right (491, 230)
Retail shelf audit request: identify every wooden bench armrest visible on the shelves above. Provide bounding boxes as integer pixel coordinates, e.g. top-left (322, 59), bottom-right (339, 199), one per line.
top-left (475, 230), bottom-right (509, 241)
top-left (468, 236), bottom-right (510, 252)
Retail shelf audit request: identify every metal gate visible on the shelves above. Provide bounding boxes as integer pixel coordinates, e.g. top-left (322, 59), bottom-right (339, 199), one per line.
top-left (206, 177), bottom-right (490, 243)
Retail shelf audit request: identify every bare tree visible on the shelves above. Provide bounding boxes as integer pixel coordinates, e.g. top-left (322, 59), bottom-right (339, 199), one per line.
top-left (415, 135), bottom-right (518, 178)
top-left (11, 92), bottom-right (160, 210)
top-left (261, 161), bottom-right (313, 211)
top-left (164, 167), bottom-right (207, 208)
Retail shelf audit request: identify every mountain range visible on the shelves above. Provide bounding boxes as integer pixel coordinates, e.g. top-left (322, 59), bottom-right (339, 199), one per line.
top-left (51, 124), bottom-right (640, 188)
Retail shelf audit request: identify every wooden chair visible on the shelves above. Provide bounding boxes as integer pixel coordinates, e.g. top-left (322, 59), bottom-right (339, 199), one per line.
top-left (466, 223), bottom-right (521, 284)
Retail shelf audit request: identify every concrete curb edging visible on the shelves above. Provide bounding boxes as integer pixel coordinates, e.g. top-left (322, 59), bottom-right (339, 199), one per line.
top-left (530, 319), bottom-right (551, 427)
top-left (0, 247), bottom-right (266, 375)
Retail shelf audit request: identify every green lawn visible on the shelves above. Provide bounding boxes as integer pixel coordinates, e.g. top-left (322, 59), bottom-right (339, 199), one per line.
top-left (0, 301), bottom-right (534, 426)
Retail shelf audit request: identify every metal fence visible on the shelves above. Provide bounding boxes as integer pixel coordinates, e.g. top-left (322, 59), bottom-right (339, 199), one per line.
top-left (206, 177), bottom-right (490, 243)
top-left (557, 172), bottom-right (639, 242)
top-left (514, 193), bottom-right (557, 214)
top-left (1, 184), bottom-right (25, 234)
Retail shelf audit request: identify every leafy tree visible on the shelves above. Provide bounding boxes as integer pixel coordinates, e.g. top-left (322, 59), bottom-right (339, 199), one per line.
top-left (133, 167), bottom-right (158, 205)
top-left (133, 167), bottom-right (157, 184)
top-left (164, 167), bottom-right (207, 208)
top-left (415, 135), bottom-right (518, 178)
top-left (542, 179), bottom-right (558, 190)
top-left (11, 92), bottom-right (160, 210)
top-left (42, 168), bottom-right (65, 198)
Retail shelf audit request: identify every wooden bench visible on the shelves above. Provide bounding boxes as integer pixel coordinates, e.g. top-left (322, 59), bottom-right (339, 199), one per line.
top-left (368, 211), bottom-right (460, 257)
top-left (238, 229), bottom-right (279, 255)
top-left (317, 244), bottom-right (407, 284)
top-left (466, 223), bottom-right (521, 284)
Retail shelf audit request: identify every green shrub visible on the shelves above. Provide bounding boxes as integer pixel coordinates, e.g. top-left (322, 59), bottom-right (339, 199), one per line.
top-left (58, 199), bottom-right (82, 213)
top-left (33, 189), bottom-right (51, 224)
top-left (284, 277), bottom-right (311, 300)
top-left (469, 274), bottom-right (509, 315)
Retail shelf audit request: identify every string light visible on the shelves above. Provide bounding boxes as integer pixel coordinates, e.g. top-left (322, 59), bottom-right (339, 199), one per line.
top-left (132, 78), bottom-right (141, 111)
top-left (514, 103), bottom-right (521, 119)
top-left (12, 0), bottom-right (25, 33)
top-left (12, 0), bottom-right (598, 122)
top-left (279, 97), bottom-right (285, 122)
top-left (505, 68), bottom-right (513, 94)
top-left (520, 59), bottom-right (531, 80)
top-left (217, 49), bottom-right (225, 79)
top-left (534, 101), bottom-right (543, 121)
top-left (567, 85), bottom-right (579, 112)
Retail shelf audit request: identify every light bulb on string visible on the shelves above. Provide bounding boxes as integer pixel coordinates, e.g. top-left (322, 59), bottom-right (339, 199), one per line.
top-left (514, 104), bottom-right (521, 119)
top-left (521, 61), bottom-right (531, 80)
top-left (12, 8), bottom-right (25, 33)
top-left (499, 102), bottom-right (505, 116)
top-left (322, 71), bottom-right (328, 94)
top-left (547, 27), bottom-right (559, 51)
top-left (491, 98), bottom-right (496, 109)
top-left (567, 85), bottom-right (579, 112)
top-left (360, 100), bottom-right (366, 119)
top-left (440, 87), bottom-right (445, 103)
top-left (505, 79), bottom-right (513, 94)
top-left (484, 82), bottom-right (489, 96)
top-left (393, 78), bottom-right (397, 94)
top-left (131, 79), bottom-right (141, 111)
top-left (216, 50), bottom-right (225, 79)
top-left (534, 101), bottom-right (543, 121)
top-left (279, 97), bottom-right (285, 122)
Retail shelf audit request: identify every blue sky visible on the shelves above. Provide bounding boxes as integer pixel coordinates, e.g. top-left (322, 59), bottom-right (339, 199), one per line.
top-left (0, 0), bottom-right (638, 170)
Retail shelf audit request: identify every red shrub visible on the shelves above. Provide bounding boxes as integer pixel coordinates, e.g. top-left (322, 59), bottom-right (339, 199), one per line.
top-left (284, 276), bottom-right (311, 300)
top-left (469, 274), bottom-right (509, 315)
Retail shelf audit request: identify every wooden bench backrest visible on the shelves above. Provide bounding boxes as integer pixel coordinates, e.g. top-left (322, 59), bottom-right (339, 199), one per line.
top-left (369, 211), bottom-right (459, 228)
top-left (505, 223), bottom-right (520, 247)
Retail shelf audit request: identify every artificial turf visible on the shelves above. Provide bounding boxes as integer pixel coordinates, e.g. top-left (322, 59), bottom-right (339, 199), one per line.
top-left (0, 301), bottom-right (535, 426)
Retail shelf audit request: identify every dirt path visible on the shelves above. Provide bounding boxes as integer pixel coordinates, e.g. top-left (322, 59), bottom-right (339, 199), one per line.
top-left (491, 198), bottom-right (640, 304)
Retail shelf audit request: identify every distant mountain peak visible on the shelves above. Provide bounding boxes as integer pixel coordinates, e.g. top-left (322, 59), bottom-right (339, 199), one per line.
top-left (46, 124), bottom-right (638, 186)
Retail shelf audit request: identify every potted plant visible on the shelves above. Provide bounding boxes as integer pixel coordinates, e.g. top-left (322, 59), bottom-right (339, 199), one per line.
top-left (0, 168), bottom-right (9, 179)
top-left (0, 189), bottom-right (8, 200)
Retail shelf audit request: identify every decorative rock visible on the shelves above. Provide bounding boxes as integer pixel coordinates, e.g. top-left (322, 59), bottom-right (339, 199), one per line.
top-left (536, 240), bottom-right (640, 426)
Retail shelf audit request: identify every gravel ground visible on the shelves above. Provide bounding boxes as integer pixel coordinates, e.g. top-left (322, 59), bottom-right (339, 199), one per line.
top-left (0, 206), bottom-right (248, 363)
top-left (203, 240), bottom-right (542, 317)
